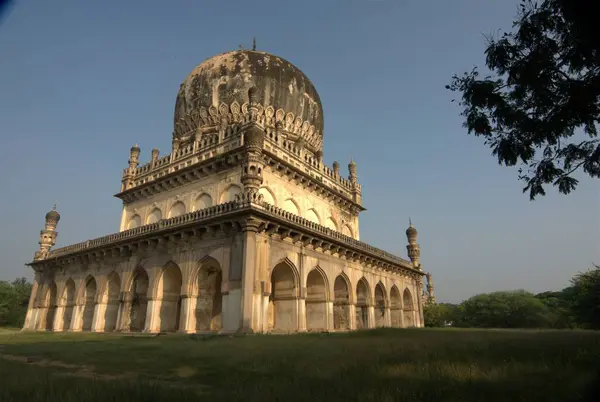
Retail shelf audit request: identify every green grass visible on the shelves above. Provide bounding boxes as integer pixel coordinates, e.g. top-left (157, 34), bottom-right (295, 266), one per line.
top-left (1, 328), bottom-right (599, 401)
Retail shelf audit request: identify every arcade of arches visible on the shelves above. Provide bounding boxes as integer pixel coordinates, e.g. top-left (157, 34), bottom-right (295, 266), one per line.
top-left (27, 259), bottom-right (420, 333)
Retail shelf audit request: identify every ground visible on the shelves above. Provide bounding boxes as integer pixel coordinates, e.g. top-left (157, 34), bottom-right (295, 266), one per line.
top-left (1, 328), bottom-right (599, 402)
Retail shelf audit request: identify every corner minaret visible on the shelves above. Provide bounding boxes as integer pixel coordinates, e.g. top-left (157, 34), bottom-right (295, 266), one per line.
top-left (240, 87), bottom-right (266, 200)
top-left (406, 219), bottom-right (421, 269)
top-left (348, 159), bottom-right (361, 204)
top-left (121, 144), bottom-right (140, 191)
top-left (34, 204), bottom-right (60, 260)
top-left (425, 272), bottom-right (435, 303)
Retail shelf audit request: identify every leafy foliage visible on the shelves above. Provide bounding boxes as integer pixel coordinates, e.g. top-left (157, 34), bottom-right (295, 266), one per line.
top-left (0, 277), bottom-right (32, 327)
top-left (454, 290), bottom-right (554, 328)
top-left (569, 264), bottom-right (600, 329)
top-left (423, 303), bottom-right (457, 327)
top-left (447, 0), bottom-right (599, 199)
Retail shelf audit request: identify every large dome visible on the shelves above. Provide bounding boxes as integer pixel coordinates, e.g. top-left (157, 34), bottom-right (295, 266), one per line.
top-left (173, 50), bottom-right (324, 150)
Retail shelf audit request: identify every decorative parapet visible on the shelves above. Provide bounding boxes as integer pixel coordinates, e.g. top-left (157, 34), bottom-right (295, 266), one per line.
top-left (121, 119), bottom-right (361, 200)
top-left (37, 199), bottom-right (413, 272)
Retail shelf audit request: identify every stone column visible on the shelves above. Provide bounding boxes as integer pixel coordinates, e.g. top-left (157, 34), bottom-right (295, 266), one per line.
top-left (326, 301), bottom-right (334, 331)
top-left (22, 273), bottom-right (42, 331)
top-left (385, 307), bottom-right (392, 327)
top-left (116, 291), bottom-right (132, 331)
top-left (349, 304), bottom-right (357, 330)
top-left (178, 295), bottom-right (196, 333)
top-left (70, 302), bottom-right (84, 332)
top-left (92, 301), bottom-right (108, 332)
top-left (52, 302), bottom-right (66, 332)
top-left (239, 221), bottom-right (259, 333)
top-left (368, 306), bottom-right (376, 329)
top-left (417, 279), bottom-right (425, 328)
top-left (297, 296), bottom-right (307, 332)
top-left (143, 298), bottom-right (159, 333)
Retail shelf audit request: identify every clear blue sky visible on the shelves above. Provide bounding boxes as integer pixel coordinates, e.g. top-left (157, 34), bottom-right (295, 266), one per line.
top-left (0, 0), bottom-right (597, 303)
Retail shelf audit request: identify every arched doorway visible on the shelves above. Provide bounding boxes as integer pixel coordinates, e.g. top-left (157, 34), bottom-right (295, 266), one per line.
top-left (403, 288), bottom-right (415, 327)
top-left (104, 272), bottom-right (121, 332)
top-left (374, 282), bottom-right (387, 327)
top-left (390, 286), bottom-right (402, 327)
top-left (62, 279), bottom-right (76, 331)
top-left (268, 262), bottom-right (298, 331)
top-left (333, 275), bottom-right (351, 330)
top-left (129, 268), bottom-right (149, 331)
top-left (158, 262), bottom-right (183, 332)
top-left (82, 277), bottom-right (97, 331)
top-left (305, 268), bottom-right (328, 331)
top-left (195, 258), bottom-right (223, 331)
top-left (356, 278), bottom-right (370, 329)
top-left (44, 282), bottom-right (57, 331)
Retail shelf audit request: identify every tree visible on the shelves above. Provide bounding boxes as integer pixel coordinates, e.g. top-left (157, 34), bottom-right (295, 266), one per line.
top-left (424, 303), bottom-right (457, 327)
top-left (447, 0), bottom-right (599, 200)
top-left (0, 277), bottom-right (32, 328)
top-left (535, 289), bottom-right (578, 328)
top-left (569, 265), bottom-right (600, 329)
top-left (456, 290), bottom-right (554, 328)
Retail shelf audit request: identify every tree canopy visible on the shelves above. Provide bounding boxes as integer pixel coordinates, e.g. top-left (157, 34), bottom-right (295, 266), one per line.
top-left (0, 278), bottom-right (32, 327)
top-left (447, 0), bottom-right (599, 200)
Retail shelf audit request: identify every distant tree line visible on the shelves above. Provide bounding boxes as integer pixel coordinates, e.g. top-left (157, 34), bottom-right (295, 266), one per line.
top-left (0, 278), bottom-right (32, 328)
top-left (425, 265), bottom-right (600, 330)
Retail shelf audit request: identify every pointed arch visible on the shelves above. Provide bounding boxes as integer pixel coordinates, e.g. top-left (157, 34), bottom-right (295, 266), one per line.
top-left (356, 277), bottom-right (371, 329)
top-left (220, 184), bottom-right (242, 204)
top-left (157, 261), bottom-right (183, 332)
top-left (61, 278), bottom-right (76, 331)
top-left (193, 193), bottom-right (213, 211)
top-left (194, 256), bottom-right (223, 331)
top-left (390, 285), bottom-right (402, 328)
top-left (306, 208), bottom-right (320, 225)
top-left (127, 214), bottom-right (142, 230)
top-left (374, 282), bottom-right (387, 328)
top-left (305, 267), bottom-right (329, 331)
top-left (403, 288), bottom-right (414, 310)
top-left (306, 266), bottom-right (330, 301)
top-left (268, 258), bottom-right (300, 331)
top-left (128, 267), bottom-right (149, 332)
top-left (333, 273), bottom-right (351, 330)
top-left (82, 276), bottom-right (97, 331)
top-left (146, 208), bottom-right (162, 224)
top-left (103, 271), bottom-right (121, 332)
top-left (168, 201), bottom-right (186, 218)
top-left (324, 216), bottom-right (338, 231)
top-left (282, 198), bottom-right (300, 216)
top-left (258, 186), bottom-right (276, 206)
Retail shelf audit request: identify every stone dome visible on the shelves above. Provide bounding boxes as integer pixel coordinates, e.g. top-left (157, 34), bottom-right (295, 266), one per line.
top-left (45, 208), bottom-right (60, 224)
top-left (173, 50), bottom-right (324, 150)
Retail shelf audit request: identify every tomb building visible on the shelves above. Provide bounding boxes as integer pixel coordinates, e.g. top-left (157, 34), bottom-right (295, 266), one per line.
top-left (23, 49), bottom-right (426, 333)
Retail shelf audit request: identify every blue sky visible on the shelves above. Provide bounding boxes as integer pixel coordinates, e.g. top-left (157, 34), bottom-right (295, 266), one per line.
top-left (0, 0), bottom-right (597, 303)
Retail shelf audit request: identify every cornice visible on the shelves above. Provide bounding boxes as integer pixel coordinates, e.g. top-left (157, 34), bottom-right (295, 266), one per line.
top-left (27, 201), bottom-right (421, 278)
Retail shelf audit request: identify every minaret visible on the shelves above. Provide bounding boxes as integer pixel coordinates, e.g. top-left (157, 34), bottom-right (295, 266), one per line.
top-left (121, 144), bottom-right (140, 191)
top-left (426, 272), bottom-right (436, 303)
top-left (34, 204), bottom-right (61, 260)
top-left (240, 87), bottom-right (266, 201)
top-left (348, 159), bottom-right (361, 204)
top-left (406, 219), bottom-right (421, 269)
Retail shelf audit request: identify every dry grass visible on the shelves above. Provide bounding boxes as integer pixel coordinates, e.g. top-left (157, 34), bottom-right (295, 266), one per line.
top-left (1, 328), bottom-right (599, 402)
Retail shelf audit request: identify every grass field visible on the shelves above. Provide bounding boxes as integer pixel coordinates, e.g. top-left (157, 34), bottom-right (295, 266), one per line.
top-left (1, 328), bottom-right (599, 402)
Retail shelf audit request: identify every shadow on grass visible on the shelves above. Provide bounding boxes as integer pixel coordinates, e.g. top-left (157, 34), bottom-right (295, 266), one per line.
top-left (1, 328), bottom-right (600, 402)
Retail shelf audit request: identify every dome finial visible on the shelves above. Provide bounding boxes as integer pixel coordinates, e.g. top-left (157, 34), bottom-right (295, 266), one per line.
top-left (53, 201), bottom-right (57, 211)
top-left (252, 37), bottom-right (257, 51)
top-left (409, 217), bottom-right (412, 227)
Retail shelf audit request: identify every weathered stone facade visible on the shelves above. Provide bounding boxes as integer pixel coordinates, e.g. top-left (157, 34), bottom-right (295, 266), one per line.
top-left (23, 49), bottom-right (426, 334)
